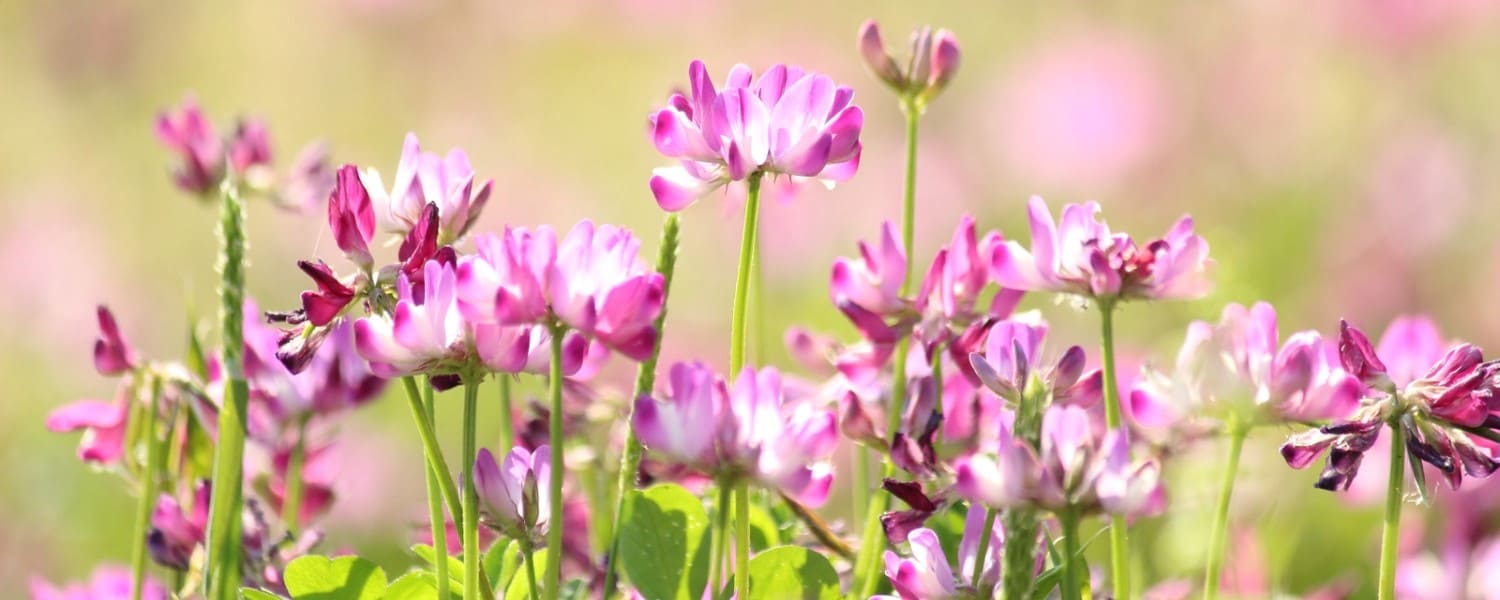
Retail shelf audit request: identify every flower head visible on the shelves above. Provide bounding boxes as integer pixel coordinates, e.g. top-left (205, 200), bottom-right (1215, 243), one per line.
top-left (830, 220), bottom-right (907, 318)
top-left (147, 481), bottom-right (210, 570)
top-left (92, 306), bottom-right (138, 376)
top-left (875, 506), bottom-right (1002, 600)
top-left (474, 445), bottom-right (551, 546)
top-left (547, 221), bottom-right (664, 360)
top-left (857, 19), bottom-right (961, 104)
top-left (359, 133), bottom-right (493, 243)
top-left (648, 61), bottom-right (864, 211)
top-left (327, 164), bottom-right (377, 269)
top-left (46, 391), bottom-right (130, 465)
top-left (968, 313), bottom-right (1100, 407)
top-left (354, 260), bottom-right (472, 380)
top-left (30, 566), bottom-right (167, 600)
top-left (155, 98), bottom-right (224, 196)
top-left (633, 363), bottom-right (838, 506)
top-left (990, 196), bottom-right (1212, 303)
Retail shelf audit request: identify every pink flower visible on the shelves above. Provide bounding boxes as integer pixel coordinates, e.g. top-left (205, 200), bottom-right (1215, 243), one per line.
top-left (546, 221), bottom-right (664, 360)
top-left (458, 226), bottom-right (556, 327)
top-left (30, 565), bottom-right (167, 600)
top-left (857, 19), bottom-right (961, 102)
top-left (146, 481), bottom-right (210, 570)
top-left (990, 196), bottom-right (1212, 303)
top-left (92, 306), bottom-right (138, 376)
top-left (45, 391), bottom-right (130, 465)
top-left (354, 260), bottom-right (472, 379)
top-left (243, 301), bottom-right (385, 421)
top-left (474, 445), bottom-right (551, 546)
top-left (633, 363), bottom-right (838, 506)
top-left (228, 117), bottom-right (273, 175)
top-left (648, 60), bottom-right (864, 211)
top-left (830, 220), bottom-right (907, 317)
top-left (968, 313), bottom-right (1099, 407)
top-left (359, 133), bottom-right (493, 243)
top-left (327, 164), bottom-right (377, 269)
top-left (953, 422), bottom-right (1039, 511)
top-left (878, 528), bottom-right (959, 600)
top-left (154, 97), bottom-right (224, 196)
top-left (915, 216), bottom-right (1018, 327)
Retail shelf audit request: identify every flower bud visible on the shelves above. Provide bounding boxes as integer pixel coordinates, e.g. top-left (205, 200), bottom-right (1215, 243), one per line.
top-left (857, 19), bottom-right (904, 90)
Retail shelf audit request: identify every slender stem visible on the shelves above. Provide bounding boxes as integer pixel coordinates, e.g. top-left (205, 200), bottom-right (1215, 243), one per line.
top-left (605, 213), bottom-right (680, 595)
top-left (401, 377), bottom-right (463, 527)
top-left (522, 543), bottom-right (542, 600)
top-left (204, 179), bottom-right (248, 600)
top-left (1097, 302), bottom-right (1131, 600)
top-left (730, 173), bottom-right (764, 374)
top-left (854, 98), bottom-right (924, 599)
top-left (735, 482), bottom-right (751, 600)
top-left (544, 323), bottom-right (567, 600)
top-left (1060, 511), bottom-right (1082, 600)
top-left (498, 376), bottom-right (513, 453)
top-left (422, 379), bottom-right (450, 600)
top-left (970, 508), bottom-right (998, 594)
top-left (281, 415), bottom-right (310, 531)
top-left (709, 481), bottom-right (732, 596)
top-left (1202, 423), bottom-right (1248, 600)
top-left (1003, 382), bottom-right (1045, 600)
top-left (1378, 423), bottom-right (1406, 600)
top-left (462, 375), bottom-right (482, 600)
top-left (851, 451), bottom-right (869, 534)
top-left (130, 376), bottom-right (163, 600)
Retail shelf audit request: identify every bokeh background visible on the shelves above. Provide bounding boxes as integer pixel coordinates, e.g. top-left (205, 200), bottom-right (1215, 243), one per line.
top-left (5, 0), bottom-right (1500, 596)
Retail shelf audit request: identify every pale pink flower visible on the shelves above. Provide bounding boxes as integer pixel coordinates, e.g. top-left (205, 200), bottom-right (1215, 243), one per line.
top-left (474, 445), bottom-right (551, 546)
top-left (648, 60), bottom-right (863, 211)
top-left (30, 565), bottom-right (167, 600)
top-left (546, 221), bottom-right (664, 360)
top-left (359, 133), bottom-right (493, 243)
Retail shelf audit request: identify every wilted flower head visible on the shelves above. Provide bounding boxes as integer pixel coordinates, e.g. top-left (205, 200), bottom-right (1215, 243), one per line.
top-left (632, 363), bottom-right (838, 506)
top-left (1129, 302), bottom-right (1361, 442)
top-left (648, 60), bottom-right (864, 211)
top-left (1282, 319), bottom-right (1500, 493)
top-left (857, 19), bottom-right (961, 105)
top-left (243, 303), bottom-right (384, 421)
top-left (359, 133), bottom-right (493, 243)
top-left (30, 565), bottom-right (167, 600)
top-left (474, 445), bottom-right (551, 546)
top-left (990, 196), bottom-right (1212, 304)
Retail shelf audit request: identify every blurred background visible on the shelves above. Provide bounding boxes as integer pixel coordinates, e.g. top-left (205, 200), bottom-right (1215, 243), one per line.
top-left (5, 0), bottom-right (1500, 596)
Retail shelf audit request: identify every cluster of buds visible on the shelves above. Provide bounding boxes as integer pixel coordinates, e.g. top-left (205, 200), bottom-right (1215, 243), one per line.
top-left (155, 98), bottom-right (332, 210)
top-left (857, 19), bottom-right (961, 108)
top-left (1282, 320), bottom-right (1500, 494)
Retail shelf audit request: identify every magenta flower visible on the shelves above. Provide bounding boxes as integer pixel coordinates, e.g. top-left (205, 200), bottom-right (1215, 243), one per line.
top-left (968, 314), bottom-right (1099, 407)
top-left (354, 260), bottom-right (472, 379)
top-left (857, 19), bottom-right (961, 103)
top-left (915, 216), bottom-right (1019, 328)
top-left (359, 133), bottom-right (492, 243)
top-left (474, 445), bottom-right (551, 546)
top-left (546, 221), bottom-right (664, 360)
top-left (278, 141), bottom-right (336, 212)
top-left (1129, 303), bottom-right (1362, 441)
top-left (648, 60), bottom-right (864, 211)
top-left (875, 506), bottom-right (1002, 600)
top-left (990, 196), bottom-right (1212, 303)
top-left (327, 164), bottom-right (377, 269)
top-left (30, 566), bottom-right (167, 600)
top-left (953, 421), bottom-right (1038, 511)
top-left (632, 363), bottom-right (838, 506)
top-left (228, 117), bottom-right (274, 176)
top-left (295, 260), bottom-right (358, 330)
top-left (147, 481), bottom-right (210, 570)
top-left (92, 306), bottom-right (138, 376)
top-left (1281, 320), bottom-right (1500, 492)
top-left (155, 98), bottom-right (224, 195)
top-left (458, 226), bottom-right (556, 327)
top-left (46, 391), bottom-right (130, 465)
top-left (830, 220), bottom-right (907, 318)
top-left (243, 301), bottom-right (384, 421)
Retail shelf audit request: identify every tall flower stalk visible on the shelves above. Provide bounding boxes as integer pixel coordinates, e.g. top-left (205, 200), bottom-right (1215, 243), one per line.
top-left (462, 372), bottom-right (483, 600)
top-left (604, 213), bottom-right (681, 595)
top-left (203, 180), bottom-right (249, 600)
top-left (1379, 423), bottom-right (1406, 600)
top-left (1098, 302), bottom-right (1131, 600)
top-left (543, 323), bottom-right (567, 600)
top-left (728, 172), bottom-right (763, 600)
top-left (1201, 419), bottom-right (1247, 600)
top-left (422, 378), bottom-right (450, 600)
top-left (128, 377), bottom-right (164, 600)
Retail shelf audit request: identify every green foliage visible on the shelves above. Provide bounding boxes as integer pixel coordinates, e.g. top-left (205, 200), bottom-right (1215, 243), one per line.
top-left (385, 572), bottom-right (461, 600)
top-left (617, 483), bottom-right (712, 600)
top-left (744, 546), bottom-right (839, 600)
top-left (240, 590), bottom-right (284, 600)
top-left (745, 500), bottom-right (782, 552)
top-left (282, 555), bottom-right (387, 599)
top-left (411, 544), bottom-right (464, 591)
top-left (503, 548), bottom-right (548, 600)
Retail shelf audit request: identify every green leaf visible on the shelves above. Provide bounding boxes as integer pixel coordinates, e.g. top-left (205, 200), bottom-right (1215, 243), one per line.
top-left (618, 483), bottom-right (712, 600)
top-left (186, 319), bottom-right (210, 379)
top-left (411, 544), bottom-right (465, 590)
top-left (745, 502), bottom-right (782, 552)
top-left (240, 589), bottom-right (285, 600)
top-left (504, 548), bottom-right (548, 600)
top-left (745, 546), bottom-right (839, 600)
top-left (283, 555), bottom-right (387, 600)
top-left (384, 572), bottom-right (445, 600)
top-left (557, 579), bottom-right (588, 600)
top-left (487, 540), bottom-right (520, 592)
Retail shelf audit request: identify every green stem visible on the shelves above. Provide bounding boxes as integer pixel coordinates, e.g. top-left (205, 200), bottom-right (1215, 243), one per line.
top-left (1202, 424), bottom-right (1248, 600)
top-left (854, 97), bottom-right (923, 599)
top-left (710, 481), bottom-right (732, 596)
top-left (730, 173), bottom-right (764, 374)
top-left (462, 375), bottom-right (482, 600)
top-left (401, 377), bottom-right (463, 528)
top-left (422, 379), bottom-right (450, 600)
top-left (498, 376), bottom-right (513, 453)
top-left (544, 323), bottom-right (567, 600)
top-left (523, 543), bottom-right (542, 600)
top-left (735, 482), bottom-right (751, 600)
top-left (970, 508), bottom-right (998, 593)
top-left (605, 213), bottom-right (680, 595)
top-left (130, 376), bottom-right (163, 600)
top-left (851, 451), bottom-right (869, 536)
top-left (1003, 382), bottom-right (1045, 600)
top-left (1378, 423), bottom-right (1406, 600)
top-left (204, 179), bottom-right (248, 600)
top-left (1060, 511), bottom-right (1082, 600)
top-left (281, 415), bottom-right (310, 531)
top-left (1098, 302), bottom-right (1131, 600)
